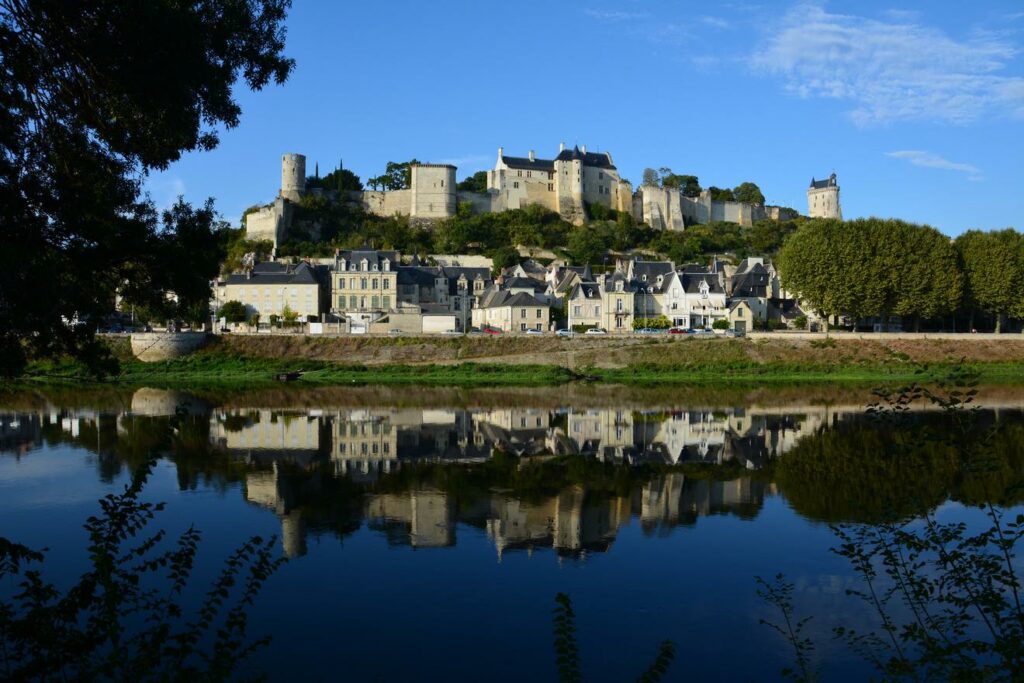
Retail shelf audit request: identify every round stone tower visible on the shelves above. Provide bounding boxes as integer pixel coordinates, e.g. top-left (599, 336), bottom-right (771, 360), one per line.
top-left (281, 153), bottom-right (306, 202)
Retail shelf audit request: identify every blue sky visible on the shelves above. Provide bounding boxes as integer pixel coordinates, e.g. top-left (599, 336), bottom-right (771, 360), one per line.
top-left (145, 0), bottom-right (1024, 235)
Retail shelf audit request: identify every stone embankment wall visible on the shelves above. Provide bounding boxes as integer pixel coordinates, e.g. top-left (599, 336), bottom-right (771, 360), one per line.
top-left (130, 332), bottom-right (209, 362)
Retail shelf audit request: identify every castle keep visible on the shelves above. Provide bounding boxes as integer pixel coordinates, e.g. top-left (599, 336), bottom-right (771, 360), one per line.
top-left (245, 146), bottom-right (836, 246)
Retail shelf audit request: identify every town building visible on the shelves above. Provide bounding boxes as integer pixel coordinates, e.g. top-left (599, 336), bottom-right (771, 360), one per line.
top-left (330, 249), bottom-right (399, 333)
top-left (472, 288), bottom-right (550, 332)
top-left (215, 261), bottom-right (323, 323)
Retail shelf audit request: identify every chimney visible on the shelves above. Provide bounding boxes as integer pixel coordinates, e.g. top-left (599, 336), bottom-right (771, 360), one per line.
top-left (498, 146), bottom-right (504, 159)
top-left (581, 144), bottom-right (587, 154)
top-left (528, 150), bottom-right (535, 162)
top-left (559, 141), bottom-right (566, 152)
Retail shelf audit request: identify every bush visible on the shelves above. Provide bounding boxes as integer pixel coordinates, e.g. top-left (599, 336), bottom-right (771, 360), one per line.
top-left (217, 300), bottom-right (247, 323)
top-left (712, 319), bottom-right (730, 330)
top-left (793, 315), bottom-right (808, 330)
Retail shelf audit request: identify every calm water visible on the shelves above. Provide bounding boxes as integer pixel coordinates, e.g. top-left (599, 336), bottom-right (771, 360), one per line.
top-left (2, 384), bottom-right (1023, 681)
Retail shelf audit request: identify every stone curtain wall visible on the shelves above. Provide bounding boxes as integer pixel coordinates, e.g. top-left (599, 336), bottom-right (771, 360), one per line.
top-left (130, 332), bottom-right (209, 362)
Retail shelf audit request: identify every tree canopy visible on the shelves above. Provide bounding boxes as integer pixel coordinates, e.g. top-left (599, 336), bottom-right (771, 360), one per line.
top-left (0, 0), bottom-right (294, 376)
top-left (368, 160), bottom-right (420, 191)
top-left (732, 182), bottom-right (765, 205)
top-left (778, 218), bottom-right (965, 329)
top-left (307, 164), bottom-right (363, 193)
top-left (456, 171), bottom-right (488, 193)
top-left (955, 229), bottom-right (1024, 332)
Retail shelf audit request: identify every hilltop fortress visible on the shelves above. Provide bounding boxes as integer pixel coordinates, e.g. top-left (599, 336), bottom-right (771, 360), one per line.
top-left (245, 145), bottom-right (840, 246)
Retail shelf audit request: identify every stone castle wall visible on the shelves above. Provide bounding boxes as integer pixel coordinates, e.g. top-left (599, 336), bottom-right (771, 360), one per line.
top-left (131, 332), bottom-right (209, 362)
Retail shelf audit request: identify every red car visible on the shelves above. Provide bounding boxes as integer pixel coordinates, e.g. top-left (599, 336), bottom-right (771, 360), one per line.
top-left (482, 326), bottom-right (502, 335)
top-left (668, 327), bottom-right (689, 335)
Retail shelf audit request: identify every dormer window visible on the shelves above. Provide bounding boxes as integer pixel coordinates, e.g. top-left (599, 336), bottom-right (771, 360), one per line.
top-left (360, 259), bottom-right (369, 271)
top-left (382, 259), bottom-right (390, 271)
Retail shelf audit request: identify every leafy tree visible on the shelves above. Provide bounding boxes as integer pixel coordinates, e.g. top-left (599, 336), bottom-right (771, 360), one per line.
top-left (0, 0), bottom-right (293, 377)
top-left (955, 229), bottom-right (1024, 333)
top-left (218, 300), bottom-right (248, 323)
top-left (568, 228), bottom-right (607, 266)
top-left (307, 165), bottom-right (362, 193)
top-left (658, 169), bottom-right (701, 197)
top-left (282, 304), bottom-right (299, 326)
top-left (708, 186), bottom-right (735, 202)
top-left (0, 462), bottom-right (283, 680)
top-left (368, 159), bottom-right (420, 191)
top-left (456, 170), bottom-right (488, 193)
top-left (733, 182), bottom-right (765, 205)
top-left (489, 246), bottom-right (520, 275)
top-left (642, 168), bottom-right (660, 187)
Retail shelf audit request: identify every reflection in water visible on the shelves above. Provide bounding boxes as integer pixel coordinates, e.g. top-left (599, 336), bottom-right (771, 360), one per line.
top-left (3, 388), bottom-right (1023, 562)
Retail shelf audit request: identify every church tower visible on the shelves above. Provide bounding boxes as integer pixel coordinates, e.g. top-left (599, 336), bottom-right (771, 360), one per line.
top-left (807, 173), bottom-right (841, 219)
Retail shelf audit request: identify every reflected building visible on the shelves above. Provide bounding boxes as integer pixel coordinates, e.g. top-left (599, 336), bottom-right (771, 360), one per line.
top-left (366, 489), bottom-right (454, 547)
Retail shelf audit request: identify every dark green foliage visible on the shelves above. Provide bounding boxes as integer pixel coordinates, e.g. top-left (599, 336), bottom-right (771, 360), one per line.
top-left (456, 170), bottom-right (488, 193)
top-left (552, 593), bottom-right (675, 683)
top-left (633, 316), bottom-right (671, 330)
top-left (367, 159), bottom-right (420, 191)
top-left (764, 368), bottom-right (1024, 680)
top-left (217, 300), bottom-right (248, 323)
top-left (779, 218), bottom-right (965, 329)
top-left (712, 319), bottom-right (729, 330)
top-left (489, 245), bottom-right (521, 274)
top-left (733, 182), bottom-right (766, 205)
top-left (306, 165), bottom-right (362, 193)
top-left (708, 186), bottom-right (735, 202)
top-left (0, 462), bottom-right (284, 680)
top-left (955, 229), bottom-right (1024, 333)
top-left (0, 0), bottom-right (293, 377)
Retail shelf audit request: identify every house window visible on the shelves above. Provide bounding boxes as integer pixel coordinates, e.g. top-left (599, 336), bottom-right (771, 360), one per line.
top-left (520, 323), bottom-right (527, 331)
top-left (535, 323), bottom-right (542, 331)
top-left (382, 296), bottom-right (390, 309)
top-left (599, 172), bottom-right (604, 179)
top-left (536, 309), bottom-right (542, 318)
top-left (520, 309), bottom-right (526, 318)
top-left (595, 306), bottom-right (600, 316)
top-left (517, 170), bottom-right (522, 177)
top-left (338, 280), bottom-right (345, 290)
top-left (574, 305), bottom-right (581, 316)
top-left (360, 278), bottom-right (367, 290)
top-left (548, 183), bottom-right (553, 191)
top-left (513, 182), bottom-right (519, 189)
top-left (383, 279), bottom-right (389, 290)
top-left (617, 299), bottom-right (623, 312)
top-left (349, 295), bottom-right (357, 308)
top-left (616, 318), bottom-right (623, 328)
top-left (372, 278), bottom-right (378, 289)
top-left (527, 171), bottom-right (531, 178)
top-left (360, 296), bottom-right (366, 308)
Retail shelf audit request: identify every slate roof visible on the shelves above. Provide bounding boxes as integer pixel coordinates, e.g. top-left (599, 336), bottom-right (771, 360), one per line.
top-left (504, 276), bottom-right (546, 292)
top-left (632, 261), bottom-right (675, 290)
top-left (554, 146), bottom-right (616, 170)
top-left (442, 266), bottom-right (491, 295)
top-left (501, 155), bottom-right (555, 172)
top-left (223, 261), bottom-right (319, 286)
top-left (396, 265), bottom-right (440, 287)
top-left (680, 272), bottom-right (725, 295)
top-left (604, 271), bottom-right (637, 293)
top-left (478, 289), bottom-right (547, 309)
top-left (809, 174), bottom-right (837, 190)
top-left (336, 249), bottom-right (399, 271)
top-left (570, 282), bottom-right (602, 299)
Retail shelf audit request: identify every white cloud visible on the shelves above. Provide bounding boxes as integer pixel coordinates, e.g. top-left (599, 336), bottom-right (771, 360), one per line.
top-left (751, 4), bottom-right (1024, 125)
top-left (699, 15), bottom-right (731, 30)
top-left (885, 150), bottom-right (982, 180)
top-left (583, 9), bottom-right (648, 22)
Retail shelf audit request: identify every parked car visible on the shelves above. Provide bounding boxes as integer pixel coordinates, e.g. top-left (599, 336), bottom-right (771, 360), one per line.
top-left (720, 328), bottom-right (745, 338)
top-left (525, 328), bottom-right (544, 335)
top-left (555, 328), bottom-right (574, 337)
top-left (691, 328), bottom-right (715, 336)
top-left (443, 329), bottom-right (464, 335)
top-left (584, 328), bottom-right (608, 335)
top-left (636, 327), bottom-right (666, 335)
top-left (667, 327), bottom-right (689, 335)
top-left (482, 326), bottom-right (502, 335)
top-left (388, 329), bottom-right (404, 336)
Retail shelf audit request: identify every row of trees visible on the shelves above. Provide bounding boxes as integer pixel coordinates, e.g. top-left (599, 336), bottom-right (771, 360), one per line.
top-left (640, 168), bottom-right (768, 205)
top-left (778, 219), bottom-right (1024, 331)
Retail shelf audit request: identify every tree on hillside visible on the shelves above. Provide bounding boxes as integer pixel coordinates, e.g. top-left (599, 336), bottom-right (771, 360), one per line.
top-left (956, 229), bottom-right (1024, 332)
top-left (733, 182), bottom-right (765, 205)
top-left (457, 171), bottom-right (488, 193)
top-left (0, 0), bottom-right (293, 376)
top-left (307, 166), bottom-right (362, 193)
top-left (708, 187), bottom-right (735, 202)
top-left (568, 228), bottom-right (607, 266)
top-left (368, 159), bottom-right (421, 191)
top-left (658, 169), bottom-right (702, 197)
top-left (642, 168), bottom-right (660, 187)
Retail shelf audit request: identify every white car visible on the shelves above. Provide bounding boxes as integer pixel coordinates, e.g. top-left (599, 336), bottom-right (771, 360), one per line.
top-left (525, 328), bottom-right (544, 335)
top-left (584, 328), bottom-right (608, 335)
top-left (555, 329), bottom-right (574, 337)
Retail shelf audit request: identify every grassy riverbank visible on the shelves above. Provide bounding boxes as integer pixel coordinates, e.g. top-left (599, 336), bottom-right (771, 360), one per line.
top-left (14, 334), bottom-right (1024, 387)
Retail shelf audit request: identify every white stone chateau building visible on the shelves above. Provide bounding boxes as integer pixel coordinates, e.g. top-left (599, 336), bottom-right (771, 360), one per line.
top-left (245, 147), bottom-right (838, 246)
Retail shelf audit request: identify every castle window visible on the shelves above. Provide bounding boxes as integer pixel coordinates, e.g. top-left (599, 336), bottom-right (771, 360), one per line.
top-left (548, 183), bottom-right (553, 191)
top-left (513, 182), bottom-right (519, 189)
top-left (440, 180), bottom-right (444, 187)
top-left (517, 170), bottom-right (522, 177)
top-left (527, 171), bottom-right (531, 178)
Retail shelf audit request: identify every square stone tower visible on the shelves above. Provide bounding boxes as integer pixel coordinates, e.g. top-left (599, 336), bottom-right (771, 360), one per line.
top-left (807, 173), bottom-right (841, 219)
